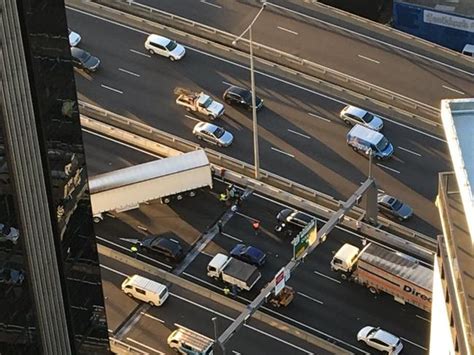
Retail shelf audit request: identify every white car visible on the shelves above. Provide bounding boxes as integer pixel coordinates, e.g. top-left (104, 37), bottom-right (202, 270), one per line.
top-left (357, 326), bottom-right (403, 354)
top-left (193, 122), bottom-right (233, 147)
top-left (340, 105), bottom-right (384, 131)
top-left (68, 29), bottom-right (81, 47)
top-left (144, 34), bottom-right (185, 61)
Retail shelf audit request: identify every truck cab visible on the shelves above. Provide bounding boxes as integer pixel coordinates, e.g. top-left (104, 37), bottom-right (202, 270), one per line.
top-left (331, 243), bottom-right (360, 278)
top-left (207, 253), bottom-right (229, 280)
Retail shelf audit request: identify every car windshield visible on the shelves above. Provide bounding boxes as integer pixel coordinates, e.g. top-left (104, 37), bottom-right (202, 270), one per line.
top-left (212, 127), bottom-right (225, 138)
top-left (392, 199), bottom-right (403, 210)
top-left (362, 112), bottom-right (374, 123)
top-left (376, 137), bottom-right (389, 151)
top-left (241, 90), bottom-right (252, 102)
top-left (165, 40), bottom-right (178, 51)
top-left (201, 97), bottom-right (213, 108)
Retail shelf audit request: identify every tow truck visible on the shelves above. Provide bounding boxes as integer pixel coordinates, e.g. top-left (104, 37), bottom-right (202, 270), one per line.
top-left (174, 87), bottom-right (225, 120)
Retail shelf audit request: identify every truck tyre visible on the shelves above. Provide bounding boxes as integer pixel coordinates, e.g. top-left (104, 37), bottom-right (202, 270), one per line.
top-left (93, 216), bottom-right (102, 223)
top-left (186, 107), bottom-right (191, 112)
top-left (369, 286), bottom-right (378, 294)
top-left (126, 292), bottom-right (133, 298)
top-left (340, 273), bottom-right (348, 281)
top-left (162, 197), bottom-right (171, 204)
top-left (148, 301), bottom-right (155, 307)
top-left (189, 191), bottom-right (196, 197)
top-left (176, 194), bottom-right (183, 201)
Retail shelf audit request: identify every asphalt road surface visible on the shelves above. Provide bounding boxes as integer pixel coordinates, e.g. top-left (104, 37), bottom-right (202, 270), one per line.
top-left (70, 8), bottom-right (448, 237)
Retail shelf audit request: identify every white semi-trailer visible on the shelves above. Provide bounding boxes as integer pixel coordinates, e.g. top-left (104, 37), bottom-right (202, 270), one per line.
top-left (89, 150), bottom-right (212, 222)
top-left (331, 243), bottom-right (432, 312)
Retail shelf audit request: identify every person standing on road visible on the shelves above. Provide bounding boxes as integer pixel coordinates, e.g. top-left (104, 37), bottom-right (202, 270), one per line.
top-left (217, 220), bottom-right (223, 234)
top-left (130, 245), bottom-right (138, 258)
top-left (252, 220), bottom-right (260, 236)
top-left (223, 287), bottom-right (230, 296)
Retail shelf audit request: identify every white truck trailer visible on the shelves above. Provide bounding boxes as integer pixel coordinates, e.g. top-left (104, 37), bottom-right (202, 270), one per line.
top-left (331, 243), bottom-right (432, 312)
top-left (207, 253), bottom-right (261, 291)
top-left (89, 150), bottom-right (212, 222)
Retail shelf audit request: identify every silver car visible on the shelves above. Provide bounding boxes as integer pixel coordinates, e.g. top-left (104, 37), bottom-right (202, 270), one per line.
top-left (377, 194), bottom-right (413, 221)
top-left (193, 122), bottom-right (233, 147)
top-left (340, 105), bottom-right (384, 131)
top-left (357, 326), bottom-right (403, 354)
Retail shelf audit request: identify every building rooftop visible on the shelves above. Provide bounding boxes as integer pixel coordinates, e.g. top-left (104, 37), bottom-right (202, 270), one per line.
top-left (396, 0), bottom-right (474, 18)
top-left (438, 98), bottom-right (474, 353)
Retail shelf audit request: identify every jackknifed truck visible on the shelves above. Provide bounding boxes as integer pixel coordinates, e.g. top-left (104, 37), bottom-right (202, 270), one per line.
top-left (174, 87), bottom-right (225, 120)
top-left (331, 243), bottom-right (432, 312)
top-left (89, 150), bottom-right (213, 222)
top-left (207, 253), bottom-right (261, 291)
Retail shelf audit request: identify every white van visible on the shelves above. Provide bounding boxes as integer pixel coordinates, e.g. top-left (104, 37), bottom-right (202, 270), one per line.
top-left (347, 124), bottom-right (394, 160)
top-left (121, 275), bottom-right (169, 306)
top-left (167, 327), bottom-right (214, 355)
top-left (462, 44), bottom-right (474, 57)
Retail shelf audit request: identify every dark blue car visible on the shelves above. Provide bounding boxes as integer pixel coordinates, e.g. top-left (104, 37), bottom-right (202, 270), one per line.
top-left (230, 243), bottom-right (266, 267)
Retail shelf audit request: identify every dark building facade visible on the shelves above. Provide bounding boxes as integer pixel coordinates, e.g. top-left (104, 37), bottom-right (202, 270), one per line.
top-left (0, 0), bottom-right (109, 353)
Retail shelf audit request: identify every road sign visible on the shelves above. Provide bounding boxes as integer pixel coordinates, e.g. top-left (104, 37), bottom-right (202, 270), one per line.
top-left (291, 219), bottom-right (317, 260)
top-left (274, 268), bottom-right (286, 295)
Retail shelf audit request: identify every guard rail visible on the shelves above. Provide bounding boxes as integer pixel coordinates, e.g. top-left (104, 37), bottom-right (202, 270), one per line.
top-left (109, 337), bottom-right (148, 354)
top-left (79, 100), bottom-right (436, 261)
top-left (77, 0), bottom-right (441, 127)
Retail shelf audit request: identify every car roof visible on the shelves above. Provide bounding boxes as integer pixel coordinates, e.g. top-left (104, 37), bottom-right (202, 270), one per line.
top-left (153, 237), bottom-right (181, 252)
top-left (148, 34), bottom-right (171, 46)
top-left (379, 194), bottom-right (396, 204)
top-left (227, 86), bottom-right (249, 96)
top-left (372, 328), bottom-right (400, 346)
top-left (196, 122), bottom-right (217, 131)
top-left (345, 106), bottom-right (367, 118)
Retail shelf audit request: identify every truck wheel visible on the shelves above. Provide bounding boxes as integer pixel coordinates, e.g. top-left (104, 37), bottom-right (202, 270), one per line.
top-left (189, 191), bottom-right (196, 197)
top-left (148, 301), bottom-right (155, 307)
top-left (369, 286), bottom-right (378, 294)
top-left (186, 107), bottom-right (191, 112)
top-left (352, 146), bottom-right (358, 152)
top-left (93, 216), bottom-right (102, 223)
top-left (340, 273), bottom-right (347, 281)
top-left (126, 292), bottom-right (133, 298)
top-left (162, 197), bottom-right (171, 204)
top-left (176, 194), bottom-right (183, 201)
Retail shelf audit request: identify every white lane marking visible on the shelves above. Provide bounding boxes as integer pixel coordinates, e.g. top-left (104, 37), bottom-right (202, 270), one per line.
top-left (400, 337), bottom-right (428, 351)
top-left (170, 292), bottom-right (314, 354)
top-left (442, 85), bottom-right (465, 95)
top-left (141, 312), bottom-right (165, 323)
top-left (200, 0), bottom-right (222, 9)
top-left (277, 26), bottom-right (298, 35)
top-left (398, 146), bottom-right (422, 157)
top-left (184, 114), bottom-right (201, 122)
top-left (222, 80), bottom-right (234, 87)
top-left (82, 129), bottom-right (162, 158)
top-left (232, 351), bottom-right (241, 355)
top-left (126, 337), bottom-right (165, 354)
top-left (118, 67), bottom-right (140, 77)
top-left (287, 129), bottom-right (311, 139)
top-left (96, 235), bottom-right (173, 269)
top-left (67, 7), bottom-right (446, 141)
top-left (130, 49), bottom-right (151, 58)
top-left (100, 264), bottom-right (128, 278)
top-left (313, 270), bottom-right (341, 284)
top-left (101, 84), bottom-right (123, 94)
top-left (358, 54), bottom-right (380, 64)
top-left (271, 147), bottom-right (295, 158)
top-left (416, 314), bottom-right (431, 323)
top-left (236, 211), bottom-right (258, 222)
top-left (376, 163), bottom-right (401, 174)
top-left (200, 250), bottom-right (214, 257)
top-left (221, 232), bottom-right (243, 242)
top-left (297, 292), bottom-right (324, 304)
top-left (265, 2), bottom-right (474, 77)
top-left (308, 112), bottom-right (331, 122)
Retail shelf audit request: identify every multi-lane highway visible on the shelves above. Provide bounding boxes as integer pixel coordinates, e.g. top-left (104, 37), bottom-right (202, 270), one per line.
top-left (84, 131), bottom-right (430, 354)
top-left (133, 0), bottom-right (474, 106)
top-left (69, 7), bottom-right (449, 237)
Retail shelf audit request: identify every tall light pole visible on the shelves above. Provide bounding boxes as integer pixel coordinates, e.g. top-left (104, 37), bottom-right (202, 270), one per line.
top-left (232, 3), bottom-right (266, 180)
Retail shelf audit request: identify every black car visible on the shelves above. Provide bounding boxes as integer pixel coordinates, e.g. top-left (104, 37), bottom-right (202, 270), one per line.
top-left (223, 86), bottom-right (263, 111)
top-left (139, 235), bottom-right (184, 262)
top-left (70, 47), bottom-right (100, 72)
top-left (275, 208), bottom-right (317, 237)
top-left (0, 265), bottom-right (25, 286)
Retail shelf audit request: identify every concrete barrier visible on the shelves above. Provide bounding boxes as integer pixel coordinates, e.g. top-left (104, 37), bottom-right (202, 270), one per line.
top-left (80, 101), bottom-right (436, 261)
top-left (98, 244), bottom-right (353, 354)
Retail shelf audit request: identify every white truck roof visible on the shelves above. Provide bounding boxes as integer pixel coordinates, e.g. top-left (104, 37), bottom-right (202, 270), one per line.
top-left (122, 275), bottom-right (167, 294)
top-left (333, 243), bottom-right (360, 262)
top-left (360, 243), bottom-right (433, 291)
top-left (89, 150), bottom-right (209, 194)
top-left (209, 253), bottom-right (260, 286)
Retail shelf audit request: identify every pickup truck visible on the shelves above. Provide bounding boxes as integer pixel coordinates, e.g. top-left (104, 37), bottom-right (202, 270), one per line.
top-left (174, 87), bottom-right (224, 119)
top-left (207, 253), bottom-right (261, 291)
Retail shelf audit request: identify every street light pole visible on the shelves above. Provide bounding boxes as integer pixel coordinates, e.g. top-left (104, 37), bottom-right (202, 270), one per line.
top-left (249, 26), bottom-right (260, 180)
top-left (232, 3), bottom-right (266, 180)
